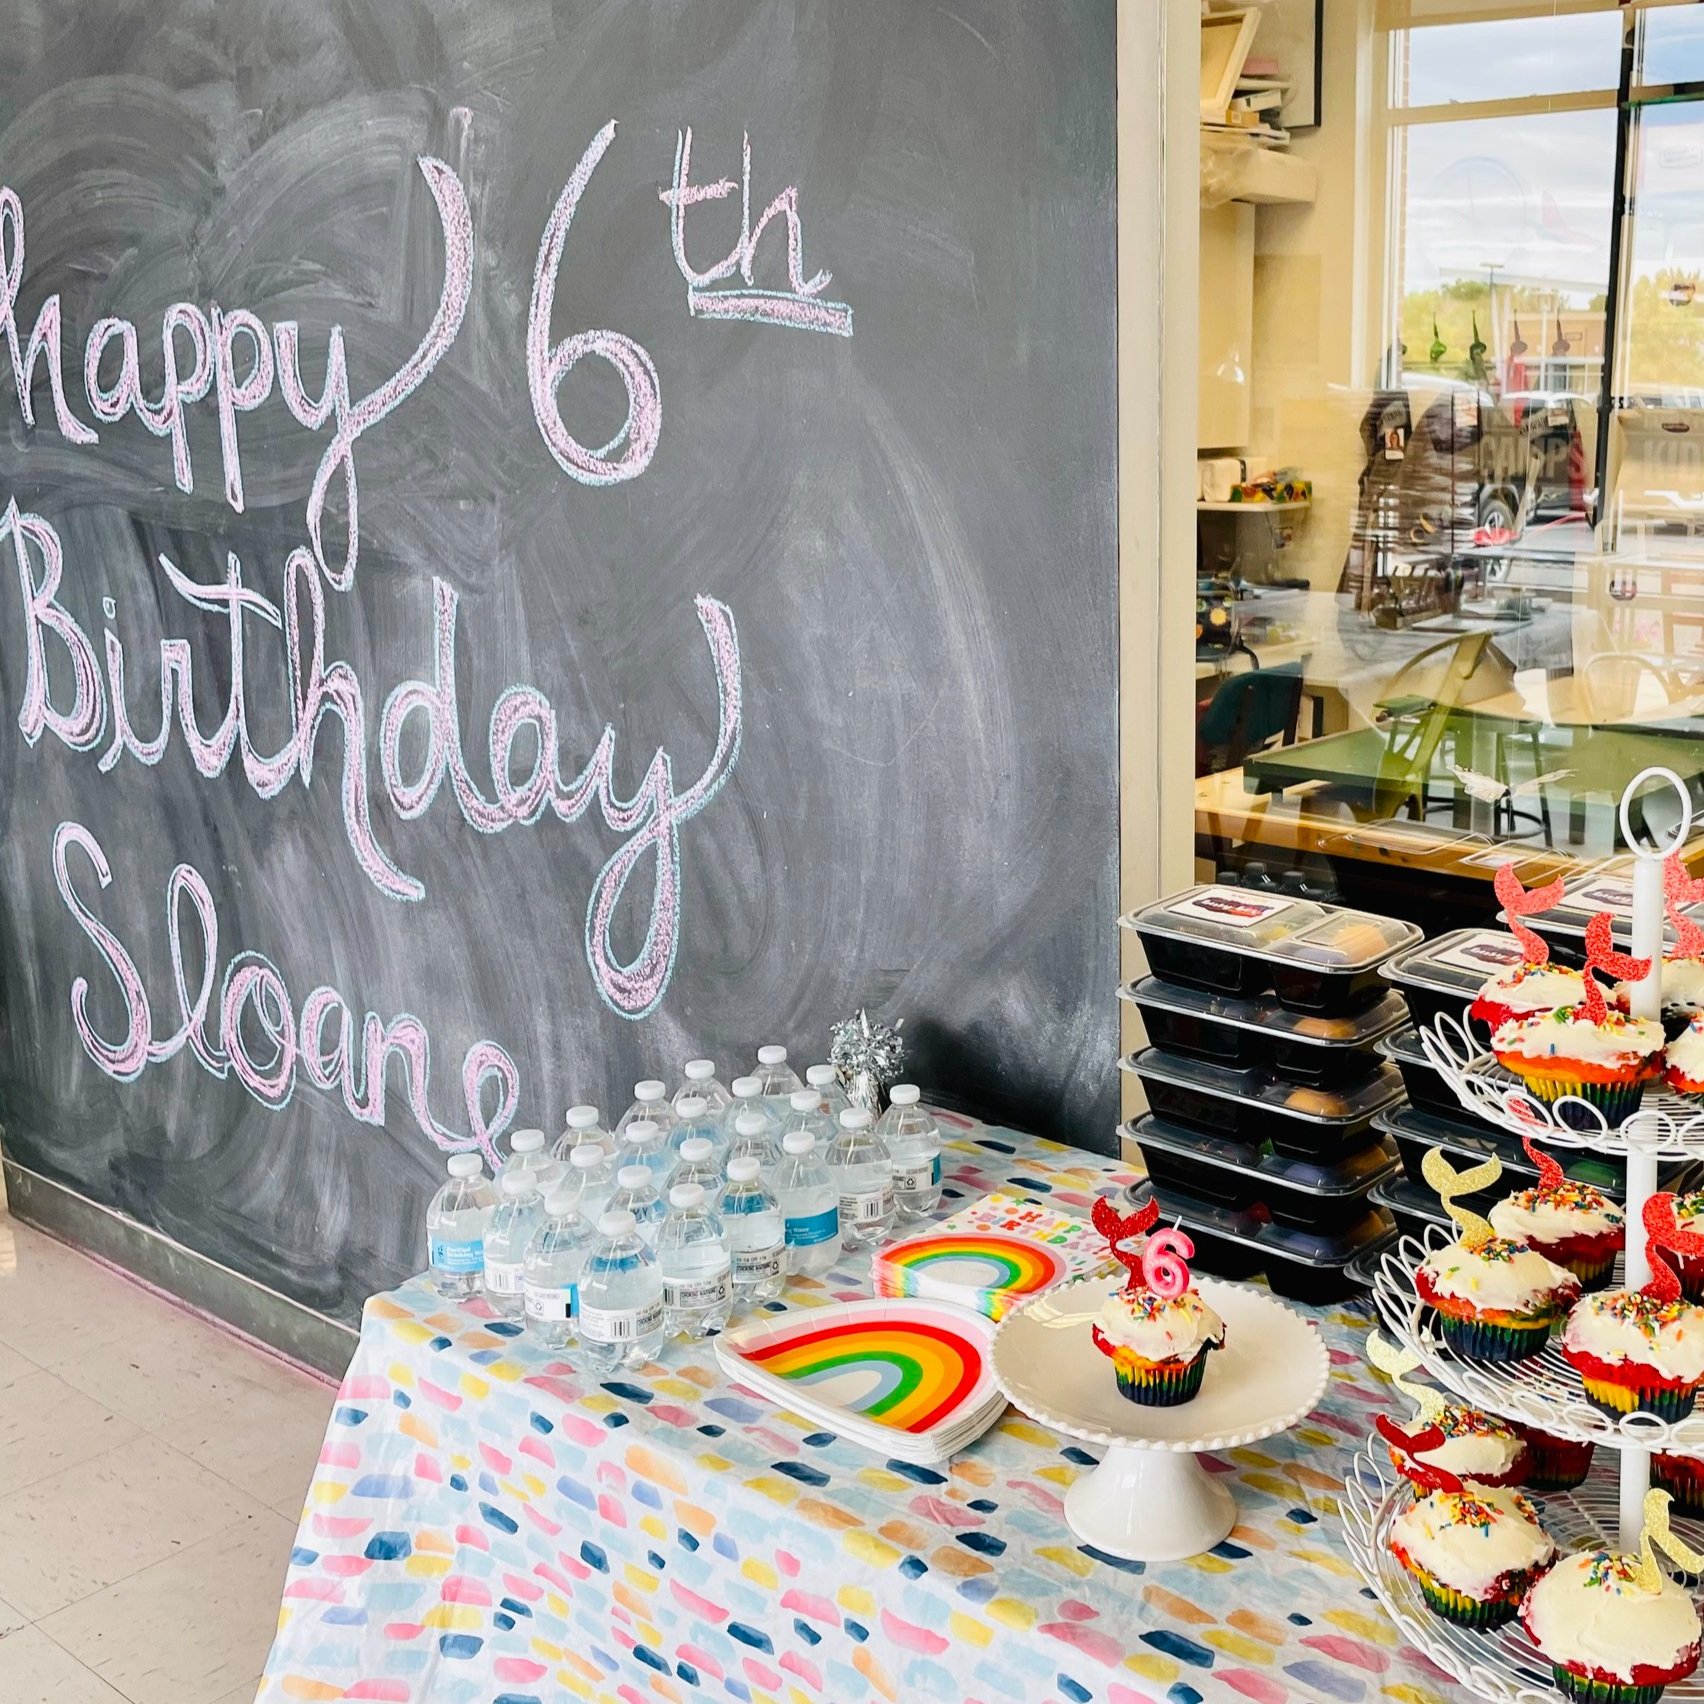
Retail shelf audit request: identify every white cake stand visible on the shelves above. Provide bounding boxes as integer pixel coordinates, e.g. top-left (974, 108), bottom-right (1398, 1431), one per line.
top-left (992, 1274), bottom-right (1330, 1561)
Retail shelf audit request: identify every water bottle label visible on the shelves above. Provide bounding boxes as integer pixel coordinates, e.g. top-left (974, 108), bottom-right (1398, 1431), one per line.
top-left (484, 1259), bottom-right (524, 1296)
top-left (932, 1154), bottom-right (943, 1186)
top-left (664, 1269), bottom-right (732, 1310)
top-left (892, 1161), bottom-right (935, 1194)
top-left (524, 1282), bottom-right (575, 1321)
top-left (785, 1206), bottom-right (839, 1248)
top-left (580, 1298), bottom-right (664, 1343)
top-left (430, 1236), bottom-right (483, 1275)
top-left (841, 1188), bottom-right (893, 1224)
top-left (732, 1244), bottom-right (784, 1282)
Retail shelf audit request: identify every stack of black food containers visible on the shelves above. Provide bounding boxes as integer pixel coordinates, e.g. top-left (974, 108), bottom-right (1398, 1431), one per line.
top-left (1118, 885), bottom-right (1422, 1302)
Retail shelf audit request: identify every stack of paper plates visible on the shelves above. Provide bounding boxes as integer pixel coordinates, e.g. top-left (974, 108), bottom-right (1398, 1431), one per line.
top-left (714, 1298), bottom-right (1007, 1463)
top-left (874, 1190), bottom-right (1115, 1320)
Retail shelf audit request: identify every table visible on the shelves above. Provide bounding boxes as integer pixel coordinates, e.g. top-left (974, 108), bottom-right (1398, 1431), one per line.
top-left (259, 1119), bottom-right (1454, 1704)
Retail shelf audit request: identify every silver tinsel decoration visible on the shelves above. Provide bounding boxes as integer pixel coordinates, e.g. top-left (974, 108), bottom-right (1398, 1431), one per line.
top-left (829, 1008), bottom-right (906, 1117)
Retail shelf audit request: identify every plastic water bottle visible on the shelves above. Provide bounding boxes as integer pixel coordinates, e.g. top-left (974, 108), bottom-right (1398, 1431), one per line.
top-left (609, 1164), bottom-right (667, 1248)
top-left (505, 1127), bottom-right (553, 1181)
top-left (877, 1086), bottom-right (943, 1220)
top-left (522, 1183), bottom-right (592, 1350)
top-left (778, 1087), bottom-right (833, 1150)
top-left (426, 1153), bottom-right (496, 1299)
top-left (562, 1141), bottom-right (615, 1230)
top-left (671, 1094), bottom-right (721, 1157)
top-left (826, 1109), bottom-right (895, 1246)
top-left (753, 1044), bottom-right (803, 1109)
top-left (617, 1080), bottom-right (677, 1143)
top-left (550, 1104), bottom-right (607, 1164)
top-left (667, 1136), bottom-right (723, 1200)
top-left (482, 1168), bottom-right (547, 1317)
top-left (806, 1064), bottom-right (849, 1122)
top-left (677, 1059), bottom-right (733, 1119)
top-left (656, 1184), bottom-right (733, 1338)
top-left (727, 1109), bottom-right (780, 1181)
top-left (776, 1130), bottom-right (841, 1276)
top-left (620, 1118), bottom-right (672, 1186)
top-left (722, 1156), bottom-right (786, 1301)
top-left (721, 1076), bottom-right (766, 1146)
top-left (577, 1210), bottom-right (666, 1372)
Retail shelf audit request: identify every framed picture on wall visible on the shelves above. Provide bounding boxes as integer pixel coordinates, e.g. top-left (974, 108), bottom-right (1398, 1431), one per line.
top-left (1259, 0), bottom-right (1323, 132)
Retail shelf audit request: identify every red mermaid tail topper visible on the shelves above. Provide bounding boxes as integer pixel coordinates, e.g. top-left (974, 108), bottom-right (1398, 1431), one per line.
top-left (1665, 852), bottom-right (1704, 961)
top-left (1495, 863), bottom-right (1566, 967)
top-left (1520, 1133), bottom-right (1567, 1193)
top-left (1375, 1415), bottom-right (1465, 1494)
top-left (1093, 1194), bottom-right (1160, 1295)
top-left (1642, 1193), bottom-right (1704, 1304)
top-left (1581, 911), bottom-right (1650, 1026)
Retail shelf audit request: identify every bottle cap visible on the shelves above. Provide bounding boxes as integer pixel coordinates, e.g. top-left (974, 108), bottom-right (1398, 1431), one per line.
top-left (598, 1209), bottom-right (637, 1237)
top-left (635, 1079), bottom-right (667, 1102)
top-left (566, 1105), bottom-right (601, 1130)
top-left (571, 1143), bottom-right (606, 1170)
top-left (727, 1156), bottom-right (760, 1182)
top-left (447, 1153), bottom-right (484, 1179)
top-left (675, 1094), bottom-right (708, 1120)
top-left (617, 1165), bottom-right (652, 1189)
top-left (789, 1088), bottom-right (820, 1112)
top-left (756, 1045), bottom-right (788, 1066)
top-left (543, 1187), bottom-right (577, 1216)
top-left (888, 1084), bottom-right (921, 1107)
top-left (669, 1183), bottom-right (706, 1209)
top-left (730, 1075), bottom-right (761, 1099)
top-left (684, 1058), bottom-right (716, 1081)
top-left (782, 1131), bottom-right (815, 1156)
top-left (678, 1137), bottom-right (714, 1162)
top-left (839, 1108), bottom-right (874, 1130)
top-left (734, 1111), bottom-right (769, 1138)
top-left (500, 1168), bottom-right (536, 1198)
top-left (624, 1120), bottom-right (660, 1146)
top-left (509, 1128), bottom-right (546, 1154)
top-left (806, 1064), bottom-right (836, 1088)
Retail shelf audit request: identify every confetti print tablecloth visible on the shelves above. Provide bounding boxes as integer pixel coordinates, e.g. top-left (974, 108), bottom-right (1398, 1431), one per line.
top-left (260, 1118), bottom-right (1461, 1704)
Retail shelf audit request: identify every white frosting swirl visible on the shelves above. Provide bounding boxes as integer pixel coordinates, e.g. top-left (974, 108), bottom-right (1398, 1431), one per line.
top-left (1419, 1237), bottom-right (1579, 1314)
top-left (1524, 1550), bottom-right (1702, 1681)
top-left (1094, 1287), bottom-right (1224, 1363)
top-left (1668, 1019), bottom-right (1704, 1085)
top-left (1476, 965), bottom-right (1584, 1016)
top-left (1389, 1484), bottom-right (1553, 1598)
top-left (1617, 956), bottom-right (1704, 1016)
top-left (1492, 1007), bottom-right (1664, 1068)
top-left (1563, 1290), bottom-right (1704, 1381)
top-left (1490, 1188), bottom-right (1624, 1246)
top-left (1410, 1406), bottom-right (1526, 1484)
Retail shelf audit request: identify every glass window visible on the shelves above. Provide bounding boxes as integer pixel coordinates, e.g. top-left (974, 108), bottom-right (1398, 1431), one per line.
top-left (1402, 12), bottom-right (1620, 108)
top-left (1638, 6), bottom-right (1704, 90)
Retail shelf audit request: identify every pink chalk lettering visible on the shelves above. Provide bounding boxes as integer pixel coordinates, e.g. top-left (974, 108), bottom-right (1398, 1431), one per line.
top-left (151, 864), bottom-right (228, 1075)
top-left (221, 952), bottom-right (297, 1106)
top-left (52, 821), bottom-right (151, 1081)
top-left (528, 122), bottom-right (662, 486)
top-left (660, 129), bottom-right (742, 287)
top-left (83, 316), bottom-right (141, 421)
top-left (2, 499), bottom-right (105, 751)
top-left (686, 288), bottom-right (853, 337)
top-left (0, 187), bottom-right (97, 443)
top-left (142, 303), bottom-right (215, 492)
top-left (211, 307), bottom-right (275, 513)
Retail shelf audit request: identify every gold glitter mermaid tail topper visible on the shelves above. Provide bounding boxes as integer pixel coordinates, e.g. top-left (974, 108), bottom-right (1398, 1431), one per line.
top-left (1421, 1146), bottom-right (1502, 1251)
top-left (1640, 1193), bottom-right (1704, 1304)
top-left (1092, 1194), bottom-right (1160, 1294)
top-left (1665, 852), bottom-right (1704, 961)
top-left (1494, 863), bottom-right (1566, 966)
top-left (1633, 1489), bottom-right (1704, 1593)
top-left (1367, 1330), bottom-right (1446, 1424)
top-left (1520, 1133), bottom-right (1567, 1193)
top-left (1581, 912), bottom-right (1649, 1026)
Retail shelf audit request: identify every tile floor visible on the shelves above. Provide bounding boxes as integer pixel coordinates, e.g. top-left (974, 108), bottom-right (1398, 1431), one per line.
top-left (0, 1212), bottom-right (337, 1704)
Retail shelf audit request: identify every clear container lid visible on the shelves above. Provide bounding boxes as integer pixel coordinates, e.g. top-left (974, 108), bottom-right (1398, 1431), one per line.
top-left (1121, 1048), bottom-right (1406, 1125)
top-left (1378, 927), bottom-right (1530, 998)
top-left (1124, 1114), bottom-right (1399, 1198)
top-left (1123, 884), bottom-right (1420, 970)
top-left (1372, 1173), bottom-right (1451, 1228)
top-left (1121, 1180), bottom-right (1396, 1270)
top-left (1370, 1103), bottom-right (1545, 1186)
top-left (1505, 862), bottom-right (1704, 945)
top-left (1320, 820), bottom-right (1572, 883)
top-left (1120, 977), bottom-right (1407, 1049)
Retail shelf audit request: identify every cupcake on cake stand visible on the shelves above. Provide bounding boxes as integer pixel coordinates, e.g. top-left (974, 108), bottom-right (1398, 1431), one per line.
top-left (992, 1195), bottom-right (1329, 1560)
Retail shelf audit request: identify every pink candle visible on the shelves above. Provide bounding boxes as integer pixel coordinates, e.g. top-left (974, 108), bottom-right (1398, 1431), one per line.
top-left (1142, 1228), bottom-right (1194, 1299)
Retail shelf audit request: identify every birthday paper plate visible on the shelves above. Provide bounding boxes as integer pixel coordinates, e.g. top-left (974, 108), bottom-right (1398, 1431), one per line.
top-left (714, 1299), bottom-right (1005, 1460)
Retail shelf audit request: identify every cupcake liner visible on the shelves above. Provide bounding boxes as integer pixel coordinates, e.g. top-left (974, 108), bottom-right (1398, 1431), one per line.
top-left (1520, 1073), bottom-right (1649, 1131)
top-left (1550, 1668), bottom-right (1669, 1704)
top-left (1523, 1230), bottom-right (1622, 1293)
top-left (1654, 1453), bottom-right (1704, 1519)
top-left (1114, 1349), bottom-right (1208, 1407)
top-left (1434, 1310), bottom-right (1555, 1364)
top-left (1415, 1572), bottom-right (1519, 1629)
top-left (1578, 1373), bottom-right (1700, 1424)
top-left (1515, 1426), bottom-right (1595, 1492)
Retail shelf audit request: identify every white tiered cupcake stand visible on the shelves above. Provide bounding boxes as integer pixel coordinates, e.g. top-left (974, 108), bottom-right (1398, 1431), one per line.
top-left (1341, 767), bottom-right (1704, 1703)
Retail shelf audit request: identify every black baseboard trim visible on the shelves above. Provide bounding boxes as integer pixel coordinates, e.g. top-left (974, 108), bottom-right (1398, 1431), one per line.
top-left (2, 1160), bottom-right (355, 1382)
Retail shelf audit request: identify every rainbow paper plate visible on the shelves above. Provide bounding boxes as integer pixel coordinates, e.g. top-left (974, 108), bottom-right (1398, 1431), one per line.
top-left (714, 1300), bottom-right (1005, 1462)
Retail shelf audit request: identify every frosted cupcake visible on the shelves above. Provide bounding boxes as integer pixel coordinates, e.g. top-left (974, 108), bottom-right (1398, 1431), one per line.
top-left (1488, 1137), bottom-right (1625, 1290)
top-left (1387, 1403), bottom-right (1527, 1489)
top-left (1615, 956), bottom-right (1704, 1040)
top-left (1672, 1192), bottom-right (1704, 1304)
top-left (1471, 961), bottom-right (1587, 1037)
top-left (1388, 1475), bottom-right (1555, 1630)
top-left (1664, 1017), bottom-right (1704, 1101)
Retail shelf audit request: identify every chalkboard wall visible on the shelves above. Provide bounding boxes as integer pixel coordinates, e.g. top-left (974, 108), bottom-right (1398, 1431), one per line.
top-left (0, 0), bottom-right (1118, 1324)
